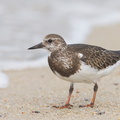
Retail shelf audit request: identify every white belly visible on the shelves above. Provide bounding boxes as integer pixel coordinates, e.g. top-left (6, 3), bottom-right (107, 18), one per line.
top-left (54, 60), bottom-right (120, 84)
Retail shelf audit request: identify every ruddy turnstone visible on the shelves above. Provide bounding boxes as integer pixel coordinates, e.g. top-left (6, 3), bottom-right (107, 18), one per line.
top-left (28, 34), bottom-right (120, 108)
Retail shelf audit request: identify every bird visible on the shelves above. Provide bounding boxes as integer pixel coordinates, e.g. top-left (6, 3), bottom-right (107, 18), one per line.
top-left (28, 34), bottom-right (120, 108)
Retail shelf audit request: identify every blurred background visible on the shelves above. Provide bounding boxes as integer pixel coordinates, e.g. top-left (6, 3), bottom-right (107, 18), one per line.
top-left (0, 0), bottom-right (120, 70)
top-left (0, 1), bottom-right (120, 118)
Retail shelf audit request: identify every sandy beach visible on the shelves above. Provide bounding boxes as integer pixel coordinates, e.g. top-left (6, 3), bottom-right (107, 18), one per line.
top-left (1, 23), bottom-right (120, 120)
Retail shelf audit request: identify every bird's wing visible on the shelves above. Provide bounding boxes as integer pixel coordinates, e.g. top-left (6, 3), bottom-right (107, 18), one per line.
top-left (68, 44), bottom-right (120, 70)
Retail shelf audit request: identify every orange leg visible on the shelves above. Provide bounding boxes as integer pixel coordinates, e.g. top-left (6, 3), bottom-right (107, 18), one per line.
top-left (79, 83), bottom-right (98, 108)
top-left (53, 83), bottom-right (74, 109)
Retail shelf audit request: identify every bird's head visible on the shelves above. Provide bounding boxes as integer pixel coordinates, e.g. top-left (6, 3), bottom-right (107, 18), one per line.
top-left (28, 34), bottom-right (67, 52)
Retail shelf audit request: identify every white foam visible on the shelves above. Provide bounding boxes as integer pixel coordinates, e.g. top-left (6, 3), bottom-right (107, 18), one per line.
top-left (0, 72), bottom-right (9, 88)
top-left (0, 56), bottom-right (48, 71)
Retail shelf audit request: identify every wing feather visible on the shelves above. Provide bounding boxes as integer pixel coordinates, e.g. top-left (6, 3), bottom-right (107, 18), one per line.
top-left (68, 44), bottom-right (120, 70)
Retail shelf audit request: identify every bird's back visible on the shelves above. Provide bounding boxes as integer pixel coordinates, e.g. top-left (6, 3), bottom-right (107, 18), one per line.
top-left (67, 44), bottom-right (120, 70)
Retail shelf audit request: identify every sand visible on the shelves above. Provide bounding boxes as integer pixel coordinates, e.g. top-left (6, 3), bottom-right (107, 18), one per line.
top-left (0, 23), bottom-right (120, 120)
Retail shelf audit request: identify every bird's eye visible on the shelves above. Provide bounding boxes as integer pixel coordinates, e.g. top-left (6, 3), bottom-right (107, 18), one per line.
top-left (48, 39), bottom-right (52, 43)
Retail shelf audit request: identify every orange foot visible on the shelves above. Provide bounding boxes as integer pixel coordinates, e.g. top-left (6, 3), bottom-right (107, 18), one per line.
top-left (79, 103), bottom-right (94, 108)
top-left (53, 104), bottom-right (73, 109)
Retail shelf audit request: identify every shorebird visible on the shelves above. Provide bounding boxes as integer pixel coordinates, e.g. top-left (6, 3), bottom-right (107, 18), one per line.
top-left (28, 34), bottom-right (120, 108)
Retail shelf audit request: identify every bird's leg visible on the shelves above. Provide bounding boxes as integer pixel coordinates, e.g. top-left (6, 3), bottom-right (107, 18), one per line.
top-left (63, 82), bottom-right (74, 108)
top-left (53, 83), bottom-right (74, 109)
top-left (79, 83), bottom-right (98, 108)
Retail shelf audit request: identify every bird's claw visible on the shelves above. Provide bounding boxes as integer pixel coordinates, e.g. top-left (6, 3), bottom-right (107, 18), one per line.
top-left (79, 103), bottom-right (94, 108)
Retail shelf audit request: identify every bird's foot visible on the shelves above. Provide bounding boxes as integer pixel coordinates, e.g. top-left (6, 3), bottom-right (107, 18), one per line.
top-left (53, 104), bottom-right (73, 109)
top-left (79, 103), bottom-right (94, 108)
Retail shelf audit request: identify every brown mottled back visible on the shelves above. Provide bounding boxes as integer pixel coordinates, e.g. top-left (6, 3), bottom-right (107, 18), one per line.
top-left (67, 44), bottom-right (120, 70)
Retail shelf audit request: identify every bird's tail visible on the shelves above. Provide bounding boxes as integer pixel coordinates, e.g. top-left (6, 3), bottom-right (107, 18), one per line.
top-left (115, 51), bottom-right (120, 58)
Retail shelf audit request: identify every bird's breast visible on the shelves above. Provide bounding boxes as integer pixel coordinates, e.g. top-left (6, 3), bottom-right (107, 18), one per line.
top-left (48, 51), bottom-right (81, 77)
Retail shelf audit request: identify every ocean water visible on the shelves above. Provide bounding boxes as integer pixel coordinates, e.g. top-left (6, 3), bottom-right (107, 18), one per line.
top-left (0, 0), bottom-right (120, 87)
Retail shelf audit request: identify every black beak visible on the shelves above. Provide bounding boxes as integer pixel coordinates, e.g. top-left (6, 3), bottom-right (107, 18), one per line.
top-left (28, 42), bottom-right (44, 50)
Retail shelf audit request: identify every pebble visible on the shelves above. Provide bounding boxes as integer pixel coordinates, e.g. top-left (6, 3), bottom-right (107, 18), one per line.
top-left (113, 83), bottom-right (119, 86)
top-left (84, 98), bottom-right (89, 101)
top-left (76, 91), bottom-right (79, 93)
top-left (92, 110), bottom-right (105, 115)
top-left (32, 111), bottom-right (40, 113)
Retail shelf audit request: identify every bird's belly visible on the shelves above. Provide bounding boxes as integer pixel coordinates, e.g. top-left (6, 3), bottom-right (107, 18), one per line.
top-left (55, 68), bottom-right (99, 83)
top-left (54, 61), bottom-right (120, 84)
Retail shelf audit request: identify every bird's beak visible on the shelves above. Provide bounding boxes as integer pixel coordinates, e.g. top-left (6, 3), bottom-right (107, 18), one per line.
top-left (28, 42), bottom-right (45, 50)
